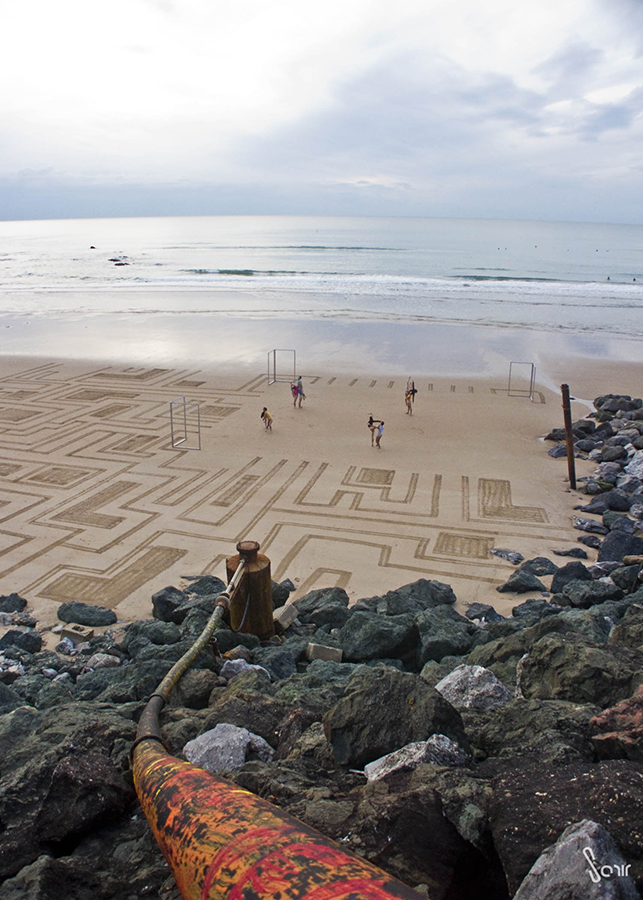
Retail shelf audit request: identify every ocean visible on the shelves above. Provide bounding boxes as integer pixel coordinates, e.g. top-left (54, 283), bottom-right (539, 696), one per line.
top-left (1, 215), bottom-right (642, 336)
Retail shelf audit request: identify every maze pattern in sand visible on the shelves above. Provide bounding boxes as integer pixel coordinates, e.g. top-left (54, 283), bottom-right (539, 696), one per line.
top-left (0, 362), bottom-right (570, 620)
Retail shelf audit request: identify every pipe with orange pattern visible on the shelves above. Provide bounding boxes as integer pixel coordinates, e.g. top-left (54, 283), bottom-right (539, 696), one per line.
top-left (131, 546), bottom-right (424, 900)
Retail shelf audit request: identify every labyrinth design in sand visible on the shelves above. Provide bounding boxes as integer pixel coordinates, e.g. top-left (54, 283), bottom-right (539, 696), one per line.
top-left (0, 362), bottom-right (571, 618)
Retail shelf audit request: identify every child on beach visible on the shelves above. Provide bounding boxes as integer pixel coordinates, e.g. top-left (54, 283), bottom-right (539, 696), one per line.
top-left (375, 421), bottom-right (384, 448)
top-left (290, 383), bottom-right (299, 407)
top-left (261, 407), bottom-right (272, 431)
top-left (405, 391), bottom-right (413, 415)
top-left (367, 414), bottom-right (382, 446)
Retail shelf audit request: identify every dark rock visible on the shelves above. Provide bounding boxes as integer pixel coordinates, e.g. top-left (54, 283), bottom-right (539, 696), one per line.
top-left (338, 611), bottom-right (419, 663)
top-left (545, 428), bottom-right (566, 441)
top-left (212, 627), bottom-right (261, 655)
top-left (0, 593), bottom-right (27, 613)
top-left (590, 685), bottom-right (643, 762)
top-left (577, 495), bottom-right (610, 514)
top-left (575, 438), bottom-right (600, 452)
top-left (57, 601), bottom-right (117, 627)
top-left (253, 637), bottom-right (310, 680)
top-left (354, 578), bottom-right (457, 615)
top-left (608, 606), bottom-right (643, 650)
top-left (466, 616), bottom-right (572, 683)
top-left (0, 629), bottom-right (42, 654)
top-left (598, 530), bottom-right (643, 562)
top-left (558, 579), bottom-right (624, 609)
top-left (151, 585), bottom-right (188, 622)
top-left (550, 560), bottom-right (593, 593)
top-left (552, 547), bottom-right (588, 559)
top-left (603, 511), bottom-right (636, 533)
top-left (573, 418), bottom-right (596, 434)
top-left (578, 534), bottom-right (603, 549)
top-left (610, 565), bottom-right (642, 593)
top-left (463, 698), bottom-right (599, 764)
top-left (271, 579), bottom-right (293, 609)
top-left (0, 681), bottom-right (24, 713)
top-left (603, 489), bottom-right (634, 512)
top-left (511, 599), bottom-right (559, 622)
top-left (520, 632), bottom-right (643, 707)
top-left (184, 574), bottom-right (226, 596)
top-left (167, 669), bottom-right (222, 709)
top-left (294, 587), bottom-right (350, 624)
top-left (118, 619), bottom-right (181, 655)
top-left (496, 570), bottom-right (547, 594)
top-left (601, 445), bottom-right (628, 462)
top-left (466, 602), bottom-right (504, 622)
top-left (322, 666), bottom-right (467, 767)
top-left (548, 444), bottom-right (568, 458)
top-left (204, 692), bottom-right (291, 748)
top-left (518, 557), bottom-right (559, 577)
top-left (415, 606), bottom-right (486, 665)
top-left (488, 759), bottom-right (643, 895)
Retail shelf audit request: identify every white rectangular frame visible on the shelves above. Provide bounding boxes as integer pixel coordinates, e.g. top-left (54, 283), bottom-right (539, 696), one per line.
top-left (170, 396), bottom-right (201, 450)
top-left (508, 362), bottom-right (536, 401)
top-left (267, 349), bottom-right (296, 385)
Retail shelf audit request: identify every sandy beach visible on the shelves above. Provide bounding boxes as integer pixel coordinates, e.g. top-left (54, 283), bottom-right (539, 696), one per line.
top-left (1, 315), bottom-right (640, 646)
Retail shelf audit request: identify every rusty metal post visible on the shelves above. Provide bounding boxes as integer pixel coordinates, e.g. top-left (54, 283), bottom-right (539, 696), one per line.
top-left (226, 540), bottom-right (274, 640)
top-left (561, 384), bottom-right (577, 490)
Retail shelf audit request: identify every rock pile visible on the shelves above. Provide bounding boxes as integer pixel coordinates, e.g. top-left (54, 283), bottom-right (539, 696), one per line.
top-left (0, 561), bottom-right (642, 899)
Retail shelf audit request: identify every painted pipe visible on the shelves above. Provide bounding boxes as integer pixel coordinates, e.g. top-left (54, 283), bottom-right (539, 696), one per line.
top-left (132, 548), bottom-right (423, 900)
top-left (132, 739), bottom-right (423, 900)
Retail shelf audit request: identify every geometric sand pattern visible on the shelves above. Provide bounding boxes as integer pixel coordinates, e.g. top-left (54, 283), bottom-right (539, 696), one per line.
top-left (0, 362), bottom-right (569, 619)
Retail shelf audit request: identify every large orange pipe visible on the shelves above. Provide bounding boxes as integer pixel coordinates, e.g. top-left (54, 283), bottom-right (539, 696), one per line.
top-left (132, 738), bottom-right (423, 900)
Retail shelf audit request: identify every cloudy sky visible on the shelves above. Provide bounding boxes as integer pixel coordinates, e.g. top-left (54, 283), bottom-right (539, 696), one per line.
top-left (1, 0), bottom-right (643, 222)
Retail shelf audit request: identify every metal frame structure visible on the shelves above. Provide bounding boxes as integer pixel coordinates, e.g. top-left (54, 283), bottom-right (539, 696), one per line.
top-left (508, 362), bottom-right (537, 402)
top-left (267, 349), bottom-right (296, 385)
top-left (170, 396), bottom-right (201, 450)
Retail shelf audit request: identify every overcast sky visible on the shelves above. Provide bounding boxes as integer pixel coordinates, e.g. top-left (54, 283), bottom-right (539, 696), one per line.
top-left (1, 0), bottom-right (643, 223)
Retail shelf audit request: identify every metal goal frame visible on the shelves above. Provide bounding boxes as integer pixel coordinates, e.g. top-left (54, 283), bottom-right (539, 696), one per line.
top-left (170, 396), bottom-right (201, 450)
top-left (267, 349), bottom-right (296, 385)
top-left (508, 362), bottom-right (536, 402)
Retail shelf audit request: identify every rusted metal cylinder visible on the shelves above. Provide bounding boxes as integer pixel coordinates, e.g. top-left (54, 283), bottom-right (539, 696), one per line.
top-left (225, 540), bottom-right (274, 639)
top-left (132, 740), bottom-right (423, 900)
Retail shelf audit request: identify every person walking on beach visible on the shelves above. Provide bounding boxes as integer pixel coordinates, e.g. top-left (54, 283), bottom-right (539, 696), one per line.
top-left (261, 407), bottom-right (272, 431)
top-left (290, 382), bottom-right (299, 407)
top-left (367, 414), bottom-right (382, 446)
top-left (375, 421), bottom-right (384, 449)
top-left (405, 390), bottom-right (413, 415)
top-left (296, 376), bottom-right (306, 408)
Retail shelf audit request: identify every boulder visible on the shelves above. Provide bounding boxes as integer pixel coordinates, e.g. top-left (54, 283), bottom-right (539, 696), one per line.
top-left (219, 658), bottom-right (271, 682)
top-left (271, 579), bottom-right (294, 609)
top-left (608, 606), bottom-right (643, 650)
top-left (184, 574), bottom-right (226, 596)
top-left (603, 511), bottom-right (636, 533)
top-left (364, 735), bottom-right (468, 781)
top-left (354, 578), bottom-right (457, 615)
top-left (558, 579), bottom-right (624, 609)
top-left (550, 560), bottom-right (593, 593)
top-left (252, 637), bottom-right (310, 680)
top-left (294, 587), bottom-right (350, 622)
top-left (496, 570), bottom-right (547, 594)
top-left (435, 664), bottom-right (511, 711)
top-left (610, 565), bottom-right (642, 593)
top-left (0, 630), bottom-right (42, 654)
top-left (464, 698), bottom-right (599, 764)
top-left (322, 666), bottom-right (467, 767)
top-left (513, 818), bottom-right (638, 900)
top-left (183, 723), bottom-right (274, 773)
top-left (465, 602), bottom-right (504, 622)
top-left (151, 585), bottom-right (188, 622)
top-left (624, 450), bottom-right (643, 479)
top-left (519, 632), bottom-right (643, 707)
top-left (512, 598), bottom-right (559, 623)
top-left (415, 606), bottom-right (485, 666)
top-left (57, 601), bottom-right (117, 627)
top-left (0, 593), bottom-right (27, 614)
top-left (578, 534), bottom-right (603, 549)
top-left (338, 611), bottom-right (419, 663)
top-left (518, 557), bottom-right (559, 577)
top-left (590, 685), bottom-right (643, 762)
top-left (598, 531), bottom-right (643, 562)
